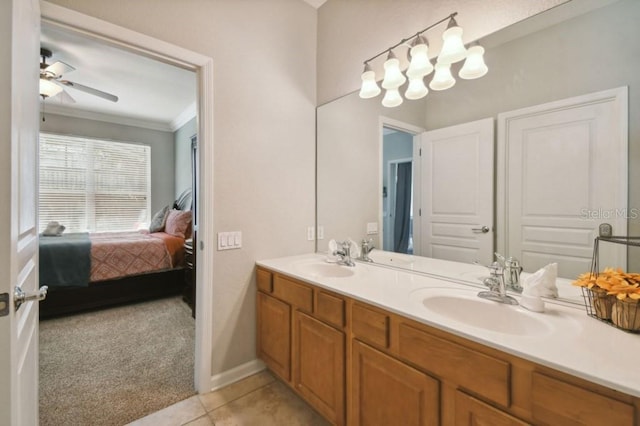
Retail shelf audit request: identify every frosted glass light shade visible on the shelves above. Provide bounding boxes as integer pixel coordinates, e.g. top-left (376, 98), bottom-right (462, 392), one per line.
top-left (429, 63), bottom-right (455, 91)
top-left (437, 25), bottom-right (467, 64)
top-left (459, 45), bottom-right (488, 79)
top-left (359, 65), bottom-right (381, 99)
top-left (39, 79), bottom-right (62, 98)
top-left (405, 77), bottom-right (428, 100)
top-left (382, 88), bottom-right (403, 108)
top-left (406, 37), bottom-right (433, 78)
top-left (381, 52), bottom-right (406, 89)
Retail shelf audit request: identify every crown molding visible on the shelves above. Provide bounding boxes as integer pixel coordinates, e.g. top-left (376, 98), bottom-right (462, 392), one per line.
top-left (43, 104), bottom-right (174, 132)
top-left (170, 101), bottom-right (197, 131)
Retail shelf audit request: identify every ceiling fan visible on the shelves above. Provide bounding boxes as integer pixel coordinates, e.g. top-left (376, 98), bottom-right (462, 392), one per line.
top-left (39, 48), bottom-right (119, 103)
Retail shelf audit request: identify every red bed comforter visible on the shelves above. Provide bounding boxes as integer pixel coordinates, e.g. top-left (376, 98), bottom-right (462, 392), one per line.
top-left (89, 231), bottom-right (185, 282)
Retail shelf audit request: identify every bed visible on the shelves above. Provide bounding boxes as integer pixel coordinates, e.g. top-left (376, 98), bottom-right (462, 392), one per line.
top-left (39, 191), bottom-right (193, 318)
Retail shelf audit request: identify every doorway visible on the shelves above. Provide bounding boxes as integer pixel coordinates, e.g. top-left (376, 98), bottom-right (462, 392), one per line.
top-left (40, 0), bottom-right (214, 413)
top-left (382, 127), bottom-right (414, 254)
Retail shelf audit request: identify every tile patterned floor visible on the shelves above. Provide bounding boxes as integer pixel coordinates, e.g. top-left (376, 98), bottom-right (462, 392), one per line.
top-left (126, 370), bottom-right (330, 426)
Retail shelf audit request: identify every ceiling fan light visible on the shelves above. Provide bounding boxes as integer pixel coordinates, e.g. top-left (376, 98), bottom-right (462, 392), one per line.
top-left (381, 51), bottom-right (406, 89)
top-left (429, 63), bottom-right (455, 91)
top-left (437, 18), bottom-right (467, 65)
top-left (359, 64), bottom-right (381, 99)
top-left (406, 36), bottom-right (433, 79)
top-left (459, 45), bottom-right (488, 79)
top-left (405, 77), bottom-right (428, 100)
top-left (39, 79), bottom-right (62, 98)
top-left (382, 88), bottom-right (403, 108)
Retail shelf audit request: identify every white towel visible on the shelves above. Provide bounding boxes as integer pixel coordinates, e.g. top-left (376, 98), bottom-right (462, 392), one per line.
top-left (522, 263), bottom-right (558, 298)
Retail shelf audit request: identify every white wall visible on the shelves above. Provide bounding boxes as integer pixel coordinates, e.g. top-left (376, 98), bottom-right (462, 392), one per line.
top-left (317, 91), bottom-right (426, 253)
top-left (40, 113), bottom-right (176, 214)
top-left (317, 0), bottom-right (568, 104)
top-left (45, 0), bottom-right (317, 376)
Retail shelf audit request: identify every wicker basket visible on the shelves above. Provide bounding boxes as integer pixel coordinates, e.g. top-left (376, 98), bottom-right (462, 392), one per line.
top-left (589, 288), bottom-right (616, 320)
top-left (611, 298), bottom-right (640, 332)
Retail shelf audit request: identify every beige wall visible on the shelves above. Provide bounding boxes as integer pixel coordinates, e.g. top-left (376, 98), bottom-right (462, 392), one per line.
top-left (317, 0), bottom-right (568, 104)
top-left (45, 0), bottom-right (317, 376)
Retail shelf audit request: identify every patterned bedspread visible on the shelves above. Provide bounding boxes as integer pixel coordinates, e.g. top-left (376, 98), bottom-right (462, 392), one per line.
top-left (89, 231), bottom-right (182, 282)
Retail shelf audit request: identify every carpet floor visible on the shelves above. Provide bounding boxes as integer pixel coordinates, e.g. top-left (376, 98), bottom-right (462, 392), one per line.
top-left (39, 296), bottom-right (195, 426)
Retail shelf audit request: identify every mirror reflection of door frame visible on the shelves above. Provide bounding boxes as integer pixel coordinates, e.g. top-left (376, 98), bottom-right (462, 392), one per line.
top-left (379, 117), bottom-right (424, 255)
top-left (385, 158), bottom-right (413, 252)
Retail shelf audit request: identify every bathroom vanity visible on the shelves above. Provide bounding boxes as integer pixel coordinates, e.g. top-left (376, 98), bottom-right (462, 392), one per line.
top-left (256, 254), bottom-right (640, 426)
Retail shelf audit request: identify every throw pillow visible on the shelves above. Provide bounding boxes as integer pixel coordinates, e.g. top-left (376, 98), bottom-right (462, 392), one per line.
top-left (149, 205), bottom-right (170, 233)
top-left (165, 209), bottom-right (192, 239)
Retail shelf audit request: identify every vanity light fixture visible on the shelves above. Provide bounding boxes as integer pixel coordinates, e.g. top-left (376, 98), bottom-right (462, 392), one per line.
top-left (381, 51), bottom-right (406, 89)
top-left (437, 16), bottom-right (467, 65)
top-left (459, 43), bottom-right (488, 79)
top-left (358, 63), bottom-right (381, 99)
top-left (382, 87), bottom-right (403, 108)
top-left (430, 62), bottom-right (456, 91)
top-left (358, 12), bottom-right (488, 107)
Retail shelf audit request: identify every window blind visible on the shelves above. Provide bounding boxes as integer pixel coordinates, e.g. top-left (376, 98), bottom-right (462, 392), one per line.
top-left (39, 133), bottom-right (151, 233)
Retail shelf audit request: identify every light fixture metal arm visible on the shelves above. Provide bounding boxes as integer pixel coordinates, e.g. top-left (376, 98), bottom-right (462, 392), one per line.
top-left (362, 12), bottom-right (458, 65)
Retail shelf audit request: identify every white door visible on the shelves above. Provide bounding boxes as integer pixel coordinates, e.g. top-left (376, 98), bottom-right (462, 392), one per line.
top-left (497, 87), bottom-right (628, 279)
top-left (0, 0), bottom-right (42, 425)
top-left (420, 118), bottom-right (494, 265)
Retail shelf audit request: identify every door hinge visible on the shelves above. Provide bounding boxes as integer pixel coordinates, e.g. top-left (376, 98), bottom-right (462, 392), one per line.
top-left (0, 293), bottom-right (9, 317)
top-left (419, 148), bottom-right (422, 156)
top-left (419, 208), bottom-right (422, 216)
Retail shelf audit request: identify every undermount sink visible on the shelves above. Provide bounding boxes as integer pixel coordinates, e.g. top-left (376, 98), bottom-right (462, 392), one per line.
top-left (293, 259), bottom-right (356, 278)
top-left (411, 287), bottom-right (553, 336)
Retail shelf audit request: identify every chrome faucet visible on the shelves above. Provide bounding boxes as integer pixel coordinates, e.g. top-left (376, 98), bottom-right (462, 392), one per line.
top-left (334, 240), bottom-right (356, 267)
top-left (477, 257), bottom-right (518, 305)
top-left (495, 252), bottom-right (523, 293)
top-left (359, 238), bottom-right (375, 262)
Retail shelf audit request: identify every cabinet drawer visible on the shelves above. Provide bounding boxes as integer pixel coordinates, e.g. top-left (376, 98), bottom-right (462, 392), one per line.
top-left (531, 372), bottom-right (634, 425)
top-left (455, 391), bottom-right (528, 426)
top-left (316, 291), bottom-right (345, 328)
top-left (352, 303), bottom-right (390, 348)
top-left (398, 323), bottom-right (510, 407)
top-left (256, 268), bottom-right (273, 293)
top-left (273, 275), bottom-right (313, 312)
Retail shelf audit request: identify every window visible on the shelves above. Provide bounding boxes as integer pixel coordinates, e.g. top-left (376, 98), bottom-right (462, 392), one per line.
top-left (39, 133), bottom-right (151, 233)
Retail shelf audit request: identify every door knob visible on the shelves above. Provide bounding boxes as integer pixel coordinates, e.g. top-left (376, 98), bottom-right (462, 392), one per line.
top-left (14, 285), bottom-right (48, 311)
top-left (471, 226), bottom-right (490, 234)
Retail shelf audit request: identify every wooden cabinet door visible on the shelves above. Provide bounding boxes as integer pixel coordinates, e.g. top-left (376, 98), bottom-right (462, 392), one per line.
top-left (455, 390), bottom-right (530, 426)
top-left (351, 340), bottom-right (439, 426)
top-left (257, 292), bottom-right (291, 381)
top-left (294, 311), bottom-right (345, 425)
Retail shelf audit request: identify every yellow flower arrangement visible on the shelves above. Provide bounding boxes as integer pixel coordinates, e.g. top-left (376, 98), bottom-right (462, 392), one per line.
top-left (573, 267), bottom-right (640, 300)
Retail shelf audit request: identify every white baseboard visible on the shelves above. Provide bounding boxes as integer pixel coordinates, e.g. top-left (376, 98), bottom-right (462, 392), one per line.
top-left (208, 359), bottom-right (267, 393)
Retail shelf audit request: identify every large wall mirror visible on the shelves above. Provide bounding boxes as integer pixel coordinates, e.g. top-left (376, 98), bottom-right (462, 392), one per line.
top-left (317, 0), bottom-right (640, 300)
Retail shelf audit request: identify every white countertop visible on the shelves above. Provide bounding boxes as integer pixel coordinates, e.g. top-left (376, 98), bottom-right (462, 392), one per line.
top-left (257, 253), bottom-right (640, 398)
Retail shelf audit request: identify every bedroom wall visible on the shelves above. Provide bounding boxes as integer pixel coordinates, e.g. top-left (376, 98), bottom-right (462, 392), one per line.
top-left (44, 0), bottom-right (317, 378)
top-left (40, 113), bottom-right (175, 215)
top-left (174, 116), bottom-right (196, 199)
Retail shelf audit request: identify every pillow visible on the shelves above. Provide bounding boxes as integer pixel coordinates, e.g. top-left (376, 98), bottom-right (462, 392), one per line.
top-left (164, 209), bottom-right (192, 238)
top-left (149, 205), bottom-right (170, 233)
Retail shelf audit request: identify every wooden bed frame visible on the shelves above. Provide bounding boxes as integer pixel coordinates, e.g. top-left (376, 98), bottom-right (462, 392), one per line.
top-left (39, 268), bottom-right (185, 319)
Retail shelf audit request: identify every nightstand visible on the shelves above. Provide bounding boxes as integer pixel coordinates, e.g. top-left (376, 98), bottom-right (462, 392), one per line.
top-left (183, 238), bottom-right (195, 318)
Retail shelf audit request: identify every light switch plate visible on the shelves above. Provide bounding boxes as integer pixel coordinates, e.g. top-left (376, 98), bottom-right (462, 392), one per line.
top-left (218, 231), bottom-right (242, 250)
top-left (366, 222), bottom-right (378, 235)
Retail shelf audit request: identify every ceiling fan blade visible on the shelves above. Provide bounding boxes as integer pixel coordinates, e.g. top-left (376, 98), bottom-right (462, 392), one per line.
top-left (44, 61), bottom-right (75, 78)
top-left (58, 80), bottom-right (119, 103)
